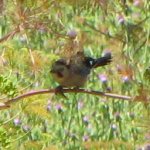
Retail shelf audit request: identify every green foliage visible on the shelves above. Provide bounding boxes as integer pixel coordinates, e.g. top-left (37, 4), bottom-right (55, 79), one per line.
top-left (0, 0), bottom-right (150, 149)
top-left (0, 127), bottom-right (11, 149)
top-left (0, 75), bottom-right (18, 97)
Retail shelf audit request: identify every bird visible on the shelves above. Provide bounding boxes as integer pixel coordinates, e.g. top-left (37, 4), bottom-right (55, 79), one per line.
top-left (50, 51), bottom-right (112, 88)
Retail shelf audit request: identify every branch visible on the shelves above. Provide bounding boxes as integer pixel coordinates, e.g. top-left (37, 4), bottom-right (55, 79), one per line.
top-left (0, 88), bottom-right (132, 110)
top-left (0, 27), bottom-right (20, 43)
top-left (84, 21), bottom-right (125, 43)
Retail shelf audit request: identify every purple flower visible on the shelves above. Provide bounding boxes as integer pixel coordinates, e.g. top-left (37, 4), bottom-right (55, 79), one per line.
top-left (55, 104), bottom-right (62, 110)
top-left (77, 101), bottom-right (84, 110)
top-left (122, 75), bottom-right (130, 83)
top-left (67, 29), bottom-right (77, 38)
top-left (144, 144), bottom-right (150, 150)
top-left (46, 104), bottom-right (51, 111)
top-left (22, 125), bottom-right (30, 132)
top-left (82, 135), bottom-right (89, 141)
top-left (14, 118), bottom-right (21, 126)
top-left (98, 74), bottom-right (107, 83)
top-left (46, 100), bottom-right (52, 111)
top-left (55, 104), bottom-right (63, 113)
top-left (117, 15), bottom-right (125, 24)
top-left (133, 0), bottom-right (140, 6)
top-left (83, 115), bottom-right (89, 124)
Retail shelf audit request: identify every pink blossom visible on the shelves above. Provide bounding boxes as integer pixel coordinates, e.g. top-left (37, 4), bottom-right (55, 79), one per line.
top-left (98, 74), bottom-right (107, 83)
top-left (117, 15), bottom-right (125, 24)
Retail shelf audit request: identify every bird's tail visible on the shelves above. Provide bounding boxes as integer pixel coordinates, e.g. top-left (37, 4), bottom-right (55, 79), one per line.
top-left (93, 53), bottom-right (112, 68)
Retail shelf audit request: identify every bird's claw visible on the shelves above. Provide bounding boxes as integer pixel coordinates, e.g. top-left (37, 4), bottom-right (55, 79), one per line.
top-left (55, 86), bottom-right (68, 99)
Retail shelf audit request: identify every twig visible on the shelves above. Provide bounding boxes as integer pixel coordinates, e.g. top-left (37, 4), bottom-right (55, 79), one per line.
top-left (134, 38), bottom-right (147, 53)
top-left (0, 27), bottom-right (20, 43)
top-left (3, 88), bottom-right (132, 106)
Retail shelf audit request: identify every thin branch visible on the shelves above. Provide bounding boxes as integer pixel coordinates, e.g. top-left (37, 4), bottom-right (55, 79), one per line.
top-left (84, 21), bottom-right (111, 37)
top-left (4, 88), bottom-right (132, 106)
top-left (84, 21), bottom-right (125, 43)
top-left (134, 38), bottom-right (147, 53)
top-left (0, 27), bottom-right (20, 43)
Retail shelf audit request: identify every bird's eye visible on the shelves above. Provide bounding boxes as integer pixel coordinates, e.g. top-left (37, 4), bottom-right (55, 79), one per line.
top-left (89, 60), bottom-right (93, 66)
top-left (58, 67), bottom-right (64, 72)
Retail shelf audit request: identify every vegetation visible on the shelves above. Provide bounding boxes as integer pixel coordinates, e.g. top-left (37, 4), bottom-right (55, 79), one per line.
top-left (0, 0), bottom-right (150, 149)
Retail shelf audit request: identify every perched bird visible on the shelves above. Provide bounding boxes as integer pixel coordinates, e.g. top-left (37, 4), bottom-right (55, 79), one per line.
top-left (50, 52), bottom-right (112, 88)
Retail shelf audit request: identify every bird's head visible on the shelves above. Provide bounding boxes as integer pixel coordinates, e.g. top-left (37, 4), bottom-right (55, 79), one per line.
top-left (50, 59), bottom-right (70, 82)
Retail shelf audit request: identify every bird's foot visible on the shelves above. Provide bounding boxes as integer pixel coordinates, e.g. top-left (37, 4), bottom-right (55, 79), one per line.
top-left (55, 85), bottom-right (63, 93)
top-left (55, 86), bottom-right (68, 99)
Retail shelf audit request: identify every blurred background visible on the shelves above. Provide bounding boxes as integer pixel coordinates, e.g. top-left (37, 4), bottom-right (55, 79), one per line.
top-left (0, 0), bottom-right (150, 149)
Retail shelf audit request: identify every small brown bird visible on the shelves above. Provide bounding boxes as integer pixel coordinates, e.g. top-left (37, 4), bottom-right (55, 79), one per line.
top-left (50, 52), bottom-right (112, 88)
